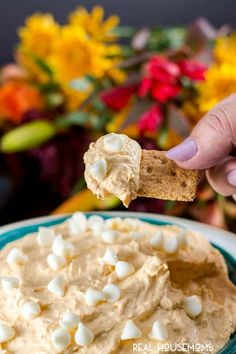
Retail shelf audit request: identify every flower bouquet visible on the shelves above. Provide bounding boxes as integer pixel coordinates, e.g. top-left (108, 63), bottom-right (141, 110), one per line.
top-left (0, 6), bottom-right (236, 230)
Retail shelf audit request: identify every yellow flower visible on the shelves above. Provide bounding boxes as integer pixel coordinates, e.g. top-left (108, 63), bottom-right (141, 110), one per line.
top-left (17, 14), bottom-right (59, 82)
top-left (214, 34), bottom-right (236, 64)
top-left (69, 6), bottom-right (119, 42)
top-left (198, 62), bottom-right (236, 112)
top-left (51, 26), bottom-right (119, 83)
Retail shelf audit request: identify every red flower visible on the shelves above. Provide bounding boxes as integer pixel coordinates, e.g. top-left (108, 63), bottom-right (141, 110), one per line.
top-left (138, 55), bottom-right (181, 103)
top-left (147, 56), bottom-right (180, 84)
top-left (178, 59), bottom-right (207, 81)
top-left (151, 82), bottom-right (180, 102)
top-left (138, 78), bottom-right (152, 97)
top-left (100, 85), bottom-right (135, 111)
top-left (138, 104), bottom-right (163, 133)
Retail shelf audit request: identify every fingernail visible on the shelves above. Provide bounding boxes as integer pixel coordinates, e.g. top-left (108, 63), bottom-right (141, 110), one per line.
top-left (166, 139), bottom-right (198, 162)
top-left (227, 170), bottom-right (236, 186)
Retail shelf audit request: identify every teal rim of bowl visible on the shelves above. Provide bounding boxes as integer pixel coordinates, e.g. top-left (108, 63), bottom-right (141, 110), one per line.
top-left (0, 213), bottom-right (235, 354)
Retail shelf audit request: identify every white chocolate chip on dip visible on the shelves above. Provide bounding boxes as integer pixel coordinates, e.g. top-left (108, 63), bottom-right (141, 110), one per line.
top-left (103, 283), bottom-right (121, 303)
top-left (68, 212), bottom-right (87, 235)
top-left (121, 319), bottom-right (142, 340)
top-left (48, 275), bottom-right (66, 297)
top-left (163, 235), bottom-right (179, 254)
top-left (84, 288), bottom-right (106, 306)
top-left (6, 248), bottom-right (28, 268)
top-left (36, 227), bottom-right (55, 247)
top-left (90, 159), bottom-right (107, 181)
top-left (183, 295), bottom-right (202, 317)
top-left (101, 230), bottom-right (119, 244)
top-left (102, 248), bottom-right (118, 266)
top-left (51, 327), bottom-right (71, 352)
top-left (60, 312), bottom-right (80, 330)
top-left (149, 230), bottom-right (163, 249)
top-left (22, 301), bottom-right (41, 320)
top-left (52, 236), bottom-right (74, 260)
top-left (1, 276), bottom-right (19, 292)
top-left (0, 322), bottom-right (15, 343)
top-left (115, 261), bottom-right (135, 280)
top-left (88, 215), bottom-right (104, 230)
top-left (84, 134), bottom-right (142, 207)
top-left (103, 133), bottom-right (124, 152)
top-left (47, 253), bottom-right (66, 271)
top-left (148, 320), bottom-right (168, 341)
top-left (130, 231), bottom-right (146, 241)
top-left (74, 322), bottom-right (94, 346)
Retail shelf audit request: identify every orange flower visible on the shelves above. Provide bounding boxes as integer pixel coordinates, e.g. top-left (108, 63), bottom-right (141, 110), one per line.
top-left (0, 82), bottom-right (43, 123)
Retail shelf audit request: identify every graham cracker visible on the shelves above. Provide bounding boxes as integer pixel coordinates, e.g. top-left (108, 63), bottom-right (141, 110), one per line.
top-left (138, 150), bottom-right (199, 202)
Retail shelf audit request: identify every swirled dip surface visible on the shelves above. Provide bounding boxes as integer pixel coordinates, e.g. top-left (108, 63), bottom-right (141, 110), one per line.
top-left (83, 134), bottom-right (142, 207)
top-left (0, 214), bottom-right (235, 353)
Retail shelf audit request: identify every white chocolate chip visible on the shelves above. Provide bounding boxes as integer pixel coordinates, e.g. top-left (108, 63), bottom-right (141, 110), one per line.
top-left (123, 217), bottom-right (140, 231)
top-left (121, 319), bottom-right (142, 340)
top-left (6, 248), bottom-right (27, 268)
top-left (1, 276), bottom-right (19, 292)
top-left (92, 222), bottom-right (107, 237)
top-left (102, 248), bottom-right (118, 266)
top-left (0, 322), bottom-right (15, 343)
top-left (74, 322), bottom-right (94, 346)
top-left (47, 254), bottom-right (66, 271)
top-left (68, 212), bottom-right (87, 235)
top-left (84, 288), bottom-right (106, 306)
top-left (101, 230), bottom-right (119, 244)
top-left (115, 261), bottom-right (135, 280)
top-left (51, 328), bottom-right (71, 352)
top-left (148, 320), bottom-right (168, 341)
top-left (130, 231), bottom-right (146, 241)
top-left (183, 295), bottom-right (202, 317)
top-left (88, 215), bottom-right (104, 229)
top-left (48, 275), bottom-right (66, 297)
top-left (103, 283), bottom-right (121, 303)
top-left (22, 301), bottom-right (41, 320)
top-left (105, 217), bottom-right (122, 229)
top-left (36, 227), bottom-right (55, 247)
top-left (103, 133), bottom-right (124, 153)
top-left (150, 230), bottom-right (163, 249)
top-left (60, 312), bottom-right (80, 329)
top-left (52, 236), bottom-right (74, 260)
top-left (89, 159), bottom-right (107, 181)
top-left (163, 235), bottom-right (179, 254)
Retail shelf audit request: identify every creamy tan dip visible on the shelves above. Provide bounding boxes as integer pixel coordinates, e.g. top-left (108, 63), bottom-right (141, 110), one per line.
top-left (0, 214), bottom-right (235, 353)
top-left (83, 134), bottom-right (142, 207)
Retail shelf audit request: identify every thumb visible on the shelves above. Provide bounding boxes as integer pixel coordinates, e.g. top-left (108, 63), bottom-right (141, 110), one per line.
top-left (165, 95), bottom-right (236, 170)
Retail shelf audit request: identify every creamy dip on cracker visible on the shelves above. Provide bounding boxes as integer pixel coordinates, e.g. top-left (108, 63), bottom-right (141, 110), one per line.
top-left (0, 214), bottom-right (235, 353)
top-left (83, 133), bottom-right (142, 207)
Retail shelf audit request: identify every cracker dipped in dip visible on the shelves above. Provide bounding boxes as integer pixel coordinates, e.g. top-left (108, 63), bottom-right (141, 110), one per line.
top-left (84, 133), bottom-right (199, 207)
top-left (0, 213), bottom-right (235, 353)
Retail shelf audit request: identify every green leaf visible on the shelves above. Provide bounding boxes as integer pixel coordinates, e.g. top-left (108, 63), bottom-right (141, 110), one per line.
top-left (148, 27), bottom-right (186, 52)
top-left (1, 120), bottom-right (56, 153)
top-left (112, 26), bottom-right (136, 38)
top-left (33, 56), bottom-right (53, 77)
top-left (46, 92), bottom-right (64, 109)
top-left (157, 125), bottom-right (168, 149)
top-left (92, 98), bottom-right (106, 111)
top-left (69, 77), bottom-right (92, 91)
top-left (71, 178), bottom-right (86, 195)
top-left (55, 112), bottom-right (90, 128)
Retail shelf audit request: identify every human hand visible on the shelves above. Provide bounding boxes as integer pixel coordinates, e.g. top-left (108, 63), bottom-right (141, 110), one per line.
top-left (165, 94), bottom-right (236, 200)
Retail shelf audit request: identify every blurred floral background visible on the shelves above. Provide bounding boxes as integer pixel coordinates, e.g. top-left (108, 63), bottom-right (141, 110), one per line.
top-left (1, 5), bottom-right (236, 230)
